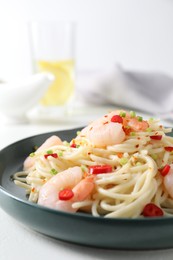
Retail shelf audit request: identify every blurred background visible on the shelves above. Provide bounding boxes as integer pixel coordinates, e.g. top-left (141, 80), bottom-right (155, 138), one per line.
top-left (0, 0), bottom-right (173, 79)
top-left (0, 0), bottom-right (173, 124)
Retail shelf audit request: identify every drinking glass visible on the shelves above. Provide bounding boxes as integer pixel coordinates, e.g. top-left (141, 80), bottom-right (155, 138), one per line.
top-left (29, 21), bottom-right (75, 107)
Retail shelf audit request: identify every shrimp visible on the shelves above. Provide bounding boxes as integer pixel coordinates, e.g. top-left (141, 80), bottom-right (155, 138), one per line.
top-left (24, 135), bottom-right (63, 170)
top-left (81, 122), bottom-right (125, 147)
top-left (38, 166), bottom-right (95, 213)
top-left (76, 110), bottom-right (125, 148)
top-left (163, 164), bottom-right (173, 199)
top-left (127, 118), bottom-right (148, 132)
top-left (75, 110), bottom-right (149, 148)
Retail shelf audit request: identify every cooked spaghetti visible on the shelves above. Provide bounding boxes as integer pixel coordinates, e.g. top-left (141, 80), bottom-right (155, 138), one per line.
top-left (13, 110), bottom-right (173, 218)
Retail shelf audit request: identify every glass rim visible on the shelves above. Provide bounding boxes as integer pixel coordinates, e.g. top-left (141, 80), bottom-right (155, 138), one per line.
top-left (27, 20), bottom-right (76, 27)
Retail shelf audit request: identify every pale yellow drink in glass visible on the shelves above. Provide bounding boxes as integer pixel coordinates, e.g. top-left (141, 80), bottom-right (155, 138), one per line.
top-left (37, 59), bottom-right (74, 106)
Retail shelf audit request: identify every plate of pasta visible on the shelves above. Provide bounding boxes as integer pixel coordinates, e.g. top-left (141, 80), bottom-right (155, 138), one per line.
top-left (1, 109), bottom-right (173, 250)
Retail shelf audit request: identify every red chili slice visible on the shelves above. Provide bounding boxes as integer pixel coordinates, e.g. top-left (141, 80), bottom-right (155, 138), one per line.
top-left (44, 153), bottom-right (58, 159)
top-left (164, 146), bottom-right (173, 152)
top-left (150, 135), bottom-right (162, 140)
top-left (159, 164), bottom-right (171, 177)
top-left (89, 165), bottom-right (112, 174)
top-left (70, 143), bottom-right (77, 148)
top-left (111, 115), bottom-right (123, 124)
top-left (59, 189), bottom-right (74, 200)
top-left (142, 203), bottom-right (164, 217)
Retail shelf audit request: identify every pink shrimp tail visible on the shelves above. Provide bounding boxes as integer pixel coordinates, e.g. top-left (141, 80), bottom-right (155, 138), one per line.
top-left (72, 176), bottom-right (95, 201)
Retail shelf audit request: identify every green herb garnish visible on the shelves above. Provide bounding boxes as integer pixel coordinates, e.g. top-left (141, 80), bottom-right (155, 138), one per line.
top-left (136, 162), bottom-right (142, 166)
top-left (151, 154), bottom-right (158, 160)
top-left (120, 111), bottom-right (126, 117)
top-left (50, 169), bottom-right (58, 175)
top-left (130, 132), bottom-right (136, 136)
top-left (29, 152), bottom-right (35, 157)
top-left (138, 116), bottom-right (143, 122)
top-left (47, 150), bottom-right (53, 154)
top-left (130, 111), bottom-right (136, 118)
top-left (58, 151), bottom-right (63, 157)
top-left (120, 158), bottom-right (128, 166)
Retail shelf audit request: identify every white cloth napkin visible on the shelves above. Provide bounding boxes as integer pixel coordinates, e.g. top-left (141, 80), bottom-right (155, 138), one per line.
top-left (76, 65), bottom-right (173, 115)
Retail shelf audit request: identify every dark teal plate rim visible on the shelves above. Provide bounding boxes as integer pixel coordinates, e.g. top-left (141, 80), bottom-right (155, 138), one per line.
top-left (1, 127), bottom-right (173, 250)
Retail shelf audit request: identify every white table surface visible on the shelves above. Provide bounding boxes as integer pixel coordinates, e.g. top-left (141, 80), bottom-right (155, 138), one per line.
top-left (1, 107), bottom-right (173, 260)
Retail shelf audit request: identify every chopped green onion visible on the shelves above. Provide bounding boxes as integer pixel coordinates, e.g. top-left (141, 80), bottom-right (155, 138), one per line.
top-left (120, 158), bottom-right (128, 166)
top-left (130, 132), bottom-right (136, 136)
top-left (146, 128), bottom-right (152, 132)
top-left (151, 154), bottom-right (158, 160)
top-left (130, 111), bottom-right (136, 118)
top-left (58, 151), bottom-right (63, 157)
top-left (47, 150), bottom-right (53, 154)
top-left (136, 162), bottom-right (142, 166)
top-left (81, 165), bottom-right (88, 172)
top-left (77, 131), bottom-right (81, 136)
top-left (50, 169), bottom-right (58, 175)
top-left (138, 116), bottom-right (143, 122)
top-left (149, 117), bottom-right (154, 122)
top-left (120, 111), bottom-right (126, 117)
top-left (29, 152), bottom-right (35, 157)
